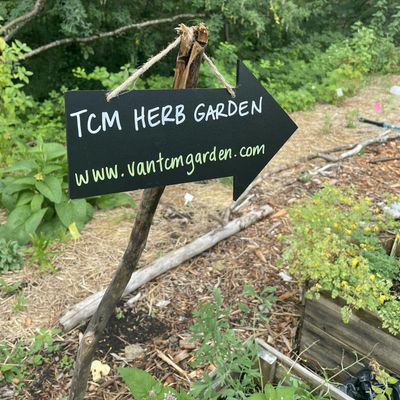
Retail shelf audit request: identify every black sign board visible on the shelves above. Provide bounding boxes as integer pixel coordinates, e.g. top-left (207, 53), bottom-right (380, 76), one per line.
top-left (65, 61), bottom-right (297, 200)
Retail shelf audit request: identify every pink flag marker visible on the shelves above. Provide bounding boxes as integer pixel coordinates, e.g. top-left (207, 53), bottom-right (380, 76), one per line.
top-left (373, 102), bottom-right (382, 113)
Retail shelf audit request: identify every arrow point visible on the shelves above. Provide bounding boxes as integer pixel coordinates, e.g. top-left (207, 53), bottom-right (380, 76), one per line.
top-left (233, 167), bottom-right (262, 201)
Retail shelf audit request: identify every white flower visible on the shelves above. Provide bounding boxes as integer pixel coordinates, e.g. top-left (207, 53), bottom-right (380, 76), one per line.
top-left (164, 391), bottom-right (177, 400)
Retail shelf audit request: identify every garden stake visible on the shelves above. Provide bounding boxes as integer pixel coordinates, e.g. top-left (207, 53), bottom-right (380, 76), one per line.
top-left (69, 23), bottom-right (208, 400)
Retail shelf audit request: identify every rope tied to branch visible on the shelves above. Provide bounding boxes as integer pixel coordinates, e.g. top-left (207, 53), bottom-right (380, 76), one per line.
top-left (106, 29), bottom-right (236, 102)
top-left (106, 36), bottom-right (181, 102)
top-left (203, 53), bottom-right (236, 98)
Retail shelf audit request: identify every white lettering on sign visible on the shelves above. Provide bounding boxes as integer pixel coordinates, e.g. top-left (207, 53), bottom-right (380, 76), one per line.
top-left (70, 109), bottom-right (122, 138)
top-left (70, 97), bottom-right (263, 137)
top-left (193, 97), bottom-right (263, 123)
top-left (133, 104), bottom-right (186, 132)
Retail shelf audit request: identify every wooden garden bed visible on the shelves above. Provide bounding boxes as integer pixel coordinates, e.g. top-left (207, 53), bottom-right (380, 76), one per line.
top-left (298, 293), bottom-right (400, 381)
top-left (256, 338), bottom-right (352, 400)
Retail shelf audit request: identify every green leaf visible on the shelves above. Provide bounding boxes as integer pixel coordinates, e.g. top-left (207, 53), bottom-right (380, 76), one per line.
top-left (16, 191), bottom-right (34, 206)
top-left (42, 143), bottom-right (66, 160)
top-left (118, 368), bottom-right (164, 398)
top-left (25, 209), bottom-right (47, 236)
top-left (94, 193), bottom-right (135, 210)
top-left (42, 164), bottom-right (63, 174)
top-left (31, 194), bottom-right (44, 212)
top-left (275, 386), bottom-right (296, 400)
top-left (55, 201), bottom-right (73, 227)
top-left (248, 393), bottom-right (266, 400)
top-left (5, 160), bottom-right (38, 173)
top-left (35, 176), bottom-right (62, 203)
top-left (372, 386), bottom-right (384, 394)
top-left (4, 177), bottom-right (36, 195)
top-left (6, 206), bottom-right (32, 231)
top-left (55, 199), bottom-right (89, 227)
top-left (264, 384), bottom-right (277, 400)
top-left (1, 192), bottom-right (17, 210)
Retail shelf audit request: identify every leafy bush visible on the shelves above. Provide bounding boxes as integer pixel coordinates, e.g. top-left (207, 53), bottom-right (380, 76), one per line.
top-left (283, 186), bottom-right (400, 334)
top-left (0, 239), bottom-right (24, 272)
top-left (0, 137), bottom-right (135, 245)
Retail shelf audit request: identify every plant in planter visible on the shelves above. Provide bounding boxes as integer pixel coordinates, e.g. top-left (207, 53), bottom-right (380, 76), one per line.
top-left (283, 186), bottom-right (400, 334)
top-left (282, 185), bottom-right (400, 333)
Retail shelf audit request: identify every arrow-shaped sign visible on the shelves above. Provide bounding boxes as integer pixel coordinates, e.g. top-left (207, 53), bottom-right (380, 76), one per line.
top-left (65, 61), bottom-right (297, 200)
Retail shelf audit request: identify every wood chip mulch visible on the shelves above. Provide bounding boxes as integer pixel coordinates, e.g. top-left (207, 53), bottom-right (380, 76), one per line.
top-left (6, 138), bottom-right (397, 400)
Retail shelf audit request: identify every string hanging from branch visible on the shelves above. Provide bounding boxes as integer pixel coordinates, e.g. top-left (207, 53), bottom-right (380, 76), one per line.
top-left (106, 35), bottom-right (182, 101)
top-left (203, 53), bottom-right (236, 98)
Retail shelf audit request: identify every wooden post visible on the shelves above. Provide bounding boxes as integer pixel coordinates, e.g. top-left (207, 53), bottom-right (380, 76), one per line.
top-left (69, 23), bottom-right (208, 400)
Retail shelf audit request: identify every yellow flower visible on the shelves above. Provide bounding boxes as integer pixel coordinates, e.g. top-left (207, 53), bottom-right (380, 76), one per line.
top-left (350, 224), bottom-right (357, 230)
top-left (370, 274), bottom-right (376, 281)
top-left (379, 294), bottom-right (386, 304)
top-left (345, 229), bottom-right (352, 235)
top-left (34, 173), bottom-right (44, 181)
top-left (341, 280), bottom-right (348, 287)
top-left (333, 223), bottom-right (340, 229)
top-left (364, 226), bottom-right (371, 233)
top-left (373, 225), bottom-right (379, 233)
top-left (351, 258), bottom-right (359, 267)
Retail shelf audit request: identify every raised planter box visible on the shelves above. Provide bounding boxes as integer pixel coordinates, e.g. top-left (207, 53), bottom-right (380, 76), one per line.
top-left (298, 293), bottom-right (400, 381)
top-left (256, 338), bottom-right (352, 400)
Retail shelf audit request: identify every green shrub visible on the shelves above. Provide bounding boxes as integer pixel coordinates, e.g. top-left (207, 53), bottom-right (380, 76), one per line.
top-left (0, 137), bottom-right (135, 245)
top-left (0, 239), bottom-right (24, 272)
top-left (283, 186), bottom-right (400, 334)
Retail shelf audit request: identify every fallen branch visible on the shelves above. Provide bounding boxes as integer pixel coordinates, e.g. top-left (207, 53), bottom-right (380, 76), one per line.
top-left (369, 156), bottom-right (400, 164)
top-left (1, 0), bottom-right (46, 41)
top-left (223, 129), bottom-right (400, 222)
top-left (59, 205), bottom-right (273, 331)
top-left (14, 14), bottom-right (200, 61)
top-left (306, 129), bottom-right (400, 176)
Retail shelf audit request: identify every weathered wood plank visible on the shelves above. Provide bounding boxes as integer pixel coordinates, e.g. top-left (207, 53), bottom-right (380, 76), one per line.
top-left (300, 320), bottom-right (366, 380)
top-left (303, 295), bottom-right (400, 374)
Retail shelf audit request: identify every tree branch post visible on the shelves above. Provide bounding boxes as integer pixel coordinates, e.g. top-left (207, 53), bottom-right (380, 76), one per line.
top-left (68, 22), bottom-right (208, 400)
